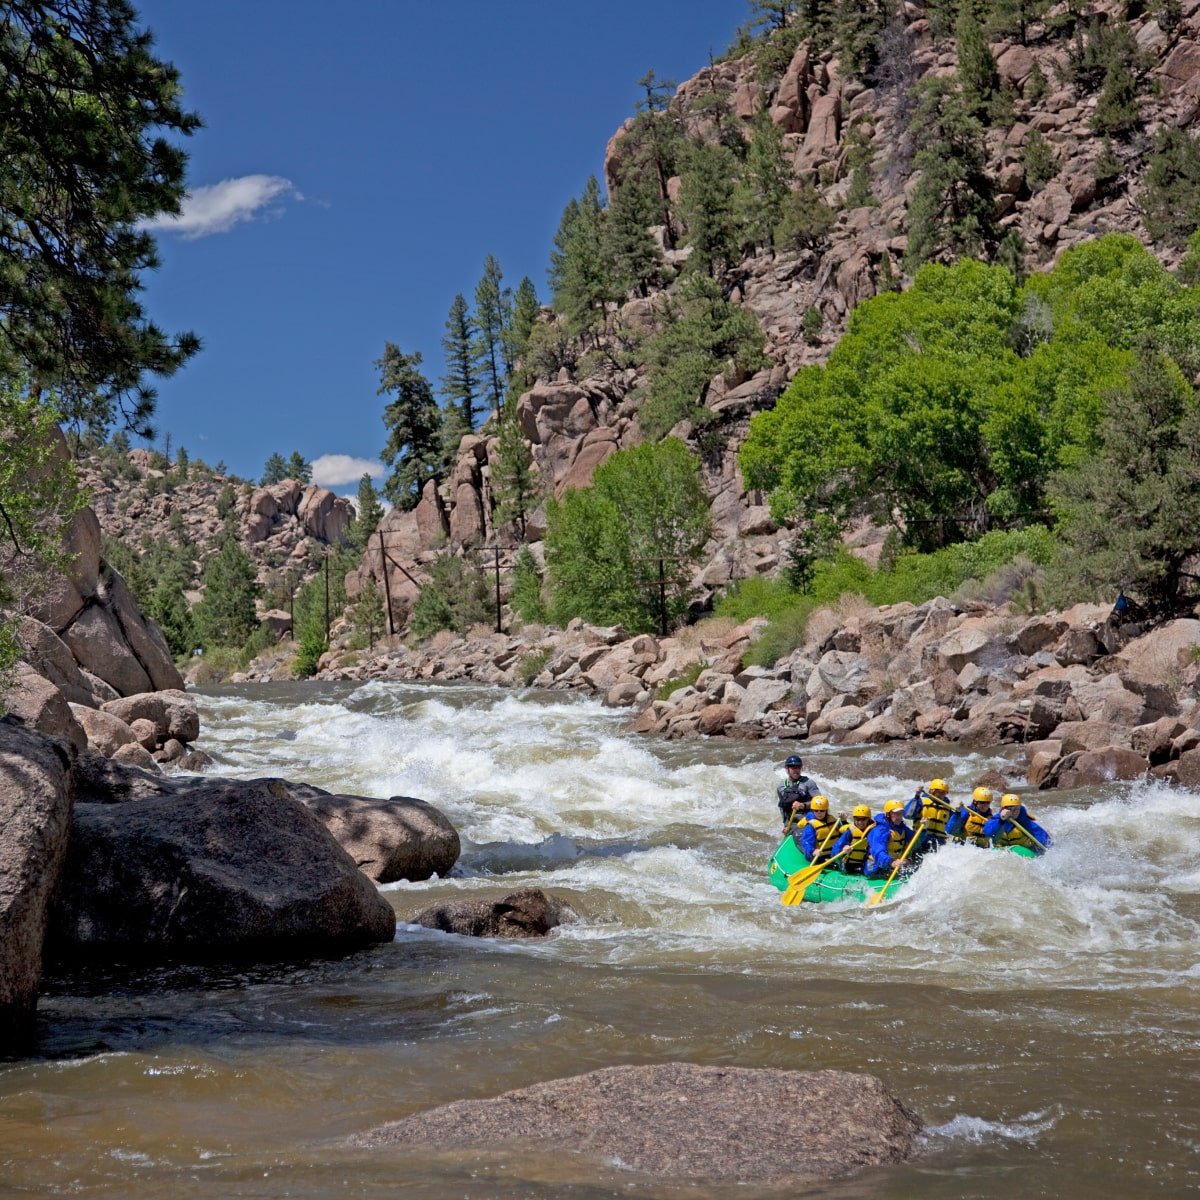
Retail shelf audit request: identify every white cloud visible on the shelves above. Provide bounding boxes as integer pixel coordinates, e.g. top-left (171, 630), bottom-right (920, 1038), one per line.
top-left (142, 175), bottom-right (297, 239)
top-left (312, 454), bottom-right (386, 488)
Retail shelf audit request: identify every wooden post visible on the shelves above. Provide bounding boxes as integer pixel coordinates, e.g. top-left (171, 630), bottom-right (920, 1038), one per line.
top-left (377, 529), bottom-right (395, 636)
top-left (493, 544), bottom-right (502, 634)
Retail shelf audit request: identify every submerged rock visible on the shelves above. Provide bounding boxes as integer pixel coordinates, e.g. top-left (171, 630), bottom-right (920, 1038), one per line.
top-left (351, 1063), bottom-right (921, 1186)
top-left (409, 887), bottom-right (574, 938)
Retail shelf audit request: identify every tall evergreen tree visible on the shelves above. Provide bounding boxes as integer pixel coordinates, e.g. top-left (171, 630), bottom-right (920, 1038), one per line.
top-left (602, 179), bottom-right (664, 298)
top-left (633, 70), bottom-right (681, 247)
top-left (836, 0), bottom-right (889, 80)
top-left (473, 255), bottom-right (510, 419)
top-left (988, 0), bottom-right (1049, 45)
top-left (377, 343), bottom-right (442, 510)
top-left (679, 141), bottom-right (741, 277)
top-left (0, 2), bottom-right (201, 437)
top-left (904, 78), bottom-right (998, 268)
top-left (194, 527), bottom-right (259, 648)
top-left (549, 177), bottom-right (609, 342)
top-left (955, 8), bottom-right (1000, 121)
top-left (492, 404), bottom-right (539, 540)
top-left (736, 113), bottom-right (792, 256)
top-left (506, 276), bottom-right (541, 370)
top-left (350, 472), bottom-right (385, 551)
top-left (440, 293), bottom-right (478, 428)
top-left (261, 453), bottom-right (287, 485)
top-left (285, 451), bottom-right (311, 483)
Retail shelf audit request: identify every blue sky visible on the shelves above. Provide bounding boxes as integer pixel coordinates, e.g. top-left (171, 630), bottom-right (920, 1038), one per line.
top-left (135, 0), bottom-right (745, 492)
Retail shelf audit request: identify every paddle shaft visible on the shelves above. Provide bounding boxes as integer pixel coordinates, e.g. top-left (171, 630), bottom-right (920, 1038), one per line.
top-left (779, 826), bottom-right (872, 906)
top-left (867, 819), bottom-right (926, 907)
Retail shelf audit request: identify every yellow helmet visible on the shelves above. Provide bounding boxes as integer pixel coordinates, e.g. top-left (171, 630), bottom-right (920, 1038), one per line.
top-left (999, 793), bottom-right (1021, 810)
top-left (883, 799), bottom-right (905, 815)
top-left (852, 804), bottom-right (872, 819)
top-left (972, 786), bottom-right (994, 806)
top-left (929, 778), bottom-right (949, 796)
top-left (809, 795), bottom-right (829, 811)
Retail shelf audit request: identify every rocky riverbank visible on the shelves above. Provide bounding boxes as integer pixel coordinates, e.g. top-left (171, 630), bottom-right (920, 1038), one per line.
top-left (287, 595), bottom-right (1200, 794)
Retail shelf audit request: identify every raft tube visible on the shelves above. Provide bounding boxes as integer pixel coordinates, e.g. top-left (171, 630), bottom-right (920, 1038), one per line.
top-left (767, 832), bottom-right (1037, 904)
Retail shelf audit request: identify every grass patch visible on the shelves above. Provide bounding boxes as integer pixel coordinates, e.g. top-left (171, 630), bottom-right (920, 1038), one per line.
top-left (657, 661), bottom-right (703, 699)
top-left (517, 647), bottom-right (553, 686)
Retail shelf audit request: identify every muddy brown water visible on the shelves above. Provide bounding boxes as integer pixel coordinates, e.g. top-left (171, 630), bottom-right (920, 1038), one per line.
top-left (2, 680), bottom-right (1198, 1198)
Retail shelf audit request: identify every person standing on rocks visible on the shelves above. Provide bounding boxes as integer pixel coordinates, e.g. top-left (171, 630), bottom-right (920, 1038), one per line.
top-left (866, 800), bottom-right (916, 878)
top-left (946, 787), bottom-right (995, 847)
top-left (983, 794), bottom-right (1051, 854)
top-left (904, 778), bottom-right (954, 858)
top-left (776, 754), bottom-right (822, 830)
top-left (831, 805), bottom-right (876, 874)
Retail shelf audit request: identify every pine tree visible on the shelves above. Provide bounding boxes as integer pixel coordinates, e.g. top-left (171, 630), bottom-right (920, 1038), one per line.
top-left (261, 453), bottom-right (287, 485)
top-left (492, 404), bottom-right (539, 540)
top-left (678, 141), bottom-right (741, 277)
top-left (549, 177), bottom-right (610, 342)
top-left (988, 0), bottom-right (1049, 45)
top-left (904, 78), bottom-right (998, 268)
top-left (473, 255), bottom-right (510, 420)
top-left (440, 293), bottom-right (478, 429)
top-left (350, 575), bottom-right (386, 650)
top-left (377, 343), bottom-right (442, 510)
top-left (836, 0), bottom-right (889, 80)
top-left (633, 70), bottom-right (681, 247)
top-left (956, 8), bottom-right (1000, 122)
top-left (506, 276), bottom-right (541, 368)
top-left (0, 2), bottom-right (201, 437)
top-left (602, 179), bottom-right (664, 298)
top-left (286, 451), bottom-right (312, 483)
top-left (350, 473), bottom-right (385, 551)
top-left (194, 527), bottom-right (260, 648)
top-left (736, 113), bottom-right (792, 256)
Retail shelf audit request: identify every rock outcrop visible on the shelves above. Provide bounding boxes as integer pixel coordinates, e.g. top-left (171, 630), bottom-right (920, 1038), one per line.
top-left (46, 778), bottom-right (397, 962)
top-left (0, 720), bottom-right (74, 1055)
top-left (351, 1063), bottom-right (921, 1186)
top-left (409, 887), bottom-right (573, 938)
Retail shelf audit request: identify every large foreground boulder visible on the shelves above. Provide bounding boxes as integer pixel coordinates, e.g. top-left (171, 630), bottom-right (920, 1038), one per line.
top-left (47, 779), bottom-right (396, 962)
top-left (409, 887), bottom-right (573, 938)
top-left (283, 782), bottom-right (460, 883)
top-left (351, 1063), bottom-right (921, 1186)
top-left (0, 721), bottom-right (74, 1054)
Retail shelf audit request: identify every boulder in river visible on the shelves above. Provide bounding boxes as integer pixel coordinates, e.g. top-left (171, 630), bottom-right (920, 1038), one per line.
top-left (0, 720), bottom-right (74, 1055)
top-left (47, 778), bottom-right (397, 962)
top-left (409, 887), bottom-right (573, 938)
top-left (350, 1063), bottom-right (921, 1186)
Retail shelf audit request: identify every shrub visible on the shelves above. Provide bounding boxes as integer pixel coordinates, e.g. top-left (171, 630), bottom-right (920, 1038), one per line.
top-left (293, 628), bottom-right (326, 678)
top-left (658, 661), bottom-right (703, 699)
top-left (517, 647), bottom-right (552, 686)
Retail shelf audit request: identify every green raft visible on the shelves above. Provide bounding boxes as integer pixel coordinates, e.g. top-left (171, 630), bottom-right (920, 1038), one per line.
top-left (767, 832), bottom-right (1037, 904)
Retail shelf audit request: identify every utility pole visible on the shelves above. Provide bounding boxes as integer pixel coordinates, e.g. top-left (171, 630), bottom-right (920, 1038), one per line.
top-left (377, 529), bottom-right (395, 636)
top-left (323, 552), bottom-right (330, 641)
top-left (492, 544), bottom-right (502, 633)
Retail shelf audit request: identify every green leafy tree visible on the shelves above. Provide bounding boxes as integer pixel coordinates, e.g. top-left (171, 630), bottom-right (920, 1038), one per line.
top-left (491, 405), bottom-right (539, 539)
top-left (545, 438), bottom-right (712, 632)
top-left (473, 255), bottom-right (510, 419)
top-left (0, 1), bottom-right (201, 438)
top-left (261, 452), bottom-right (287, 485)
top-left (285, 451), bottom-right (311, 483)
top-left (510, 545), bottom-right (547, 624)
top-left (377, 343), bottom-right (442, 509)
top-left (640, 274), bottom-right (769, 441)
top-left (904, 78), bottom-right (998, 268)
top-left (194, 528), bottom-right (259, 648)
top-left (1050, 347), bottom-right (1200, 615)
top-left (678, 140), bottom-right (741, 277)
top-left (350, 473), bottom-right (385, 551)
top-left (441, 293), bottom-right (478, 429)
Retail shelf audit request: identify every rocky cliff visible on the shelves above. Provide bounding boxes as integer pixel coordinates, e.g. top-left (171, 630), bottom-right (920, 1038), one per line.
top-left (350, 0), bottom-right (1200, 630)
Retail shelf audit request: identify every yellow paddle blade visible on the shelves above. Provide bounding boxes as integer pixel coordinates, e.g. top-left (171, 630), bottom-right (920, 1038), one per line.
top-left (780, 849), bottom-right (847, 906)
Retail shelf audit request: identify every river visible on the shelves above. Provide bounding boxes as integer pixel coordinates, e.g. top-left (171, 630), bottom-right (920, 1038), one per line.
top-left (2, 679), bottom-right (1198, 1198)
